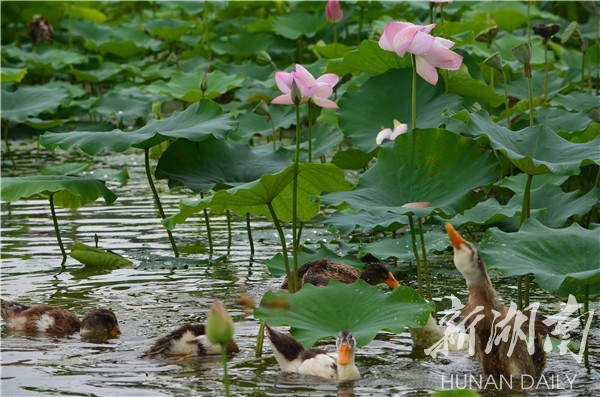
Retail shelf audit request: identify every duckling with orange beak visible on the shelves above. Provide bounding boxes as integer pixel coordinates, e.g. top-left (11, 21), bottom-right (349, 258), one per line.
top-left (266, 325), bottom-right (360, 381)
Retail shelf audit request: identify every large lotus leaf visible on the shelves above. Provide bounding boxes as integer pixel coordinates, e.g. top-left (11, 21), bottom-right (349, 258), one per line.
top-left (1, 67), bottom-right (27, 83)
top-left (480, 219), bottom-right (600, 294)
top-left (550, 92), bottom-right (600, 112)
top-left (155, 137), bottom-right (290, 192)
top-left (266, 244), bottom-right (365, 277)
top-left (91, 92), bottom-right (150, 120)
top-left (88, 24), bottom-right (163, 57)
top-left (69, 62), bottom-right (124, 83)
top-left (211, 32), bottom-right (277, 57)
top-left (2, 45), bottom-right (86, 71)
top-left (2, 86), bottom-right (71, 123)
top-left (1, 176), bottom-right (116, 209)
top-left (146, 70), bottom-right (246, 102)
top-left (255, 281), bottom-right (433, 348)
top-left (323, 129), bottom-right (500, 217)
top-left (271, 12), bottom-right (325, 40)
top-left (41, 162), bottom-right (91, 176)
top-left (338, 68), bottom-right (462, 152)
top-left (41, 100), bottom-right (237, 154)
top-left (448, 198), bottom-right (520, 228)
top-left (341, 40), bottom-right (408, 76)
top-left (324, 209), bottom-right (408, 234)
top-left (446, 64), bottom-right (504, 108)
top-left (70, 242), bottom-right (132, 268)
top-left (331, 148), bottom-right (376, 170)
top-left (63, 4), bottom-right (107, 23)
top-left (462, 111), bottom-right (600, 175)
top-left (496, 173), bottom-right (570, 194)
top-left (536, 108), bottom-right (597, 139)
top-left (359, 230), bottom-right (450, 261)
top-left (164, 163), bottom-right (350, 229)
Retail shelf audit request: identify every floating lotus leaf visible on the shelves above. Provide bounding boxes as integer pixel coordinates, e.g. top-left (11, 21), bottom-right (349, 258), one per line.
top-left (255, 281), bottom-right (433, 348)
top-left (70, 242), bottom-right (132, 268)
top-left (265, 244), bottom-right (365, 277)
top-left (480, 219), bottom-right (600, 294)
top-left (338, 69), bottom-right (462, 152)
top-left (1, 175), bottom-right (116, 209)
top-left (2, 86), bottom-right (70, 123)
top-left (323, 129), bottom-right (500, 218)
top-left (41, 100), bottom-right (237, 154)
top-left (164, 163), bottom-right (350, 229)
top-left (155, 136), bottom-right (290, 192)
top-left (359, 230), bottom-right (450, 261)
top-left (461, 111), bottom-right (600, 175)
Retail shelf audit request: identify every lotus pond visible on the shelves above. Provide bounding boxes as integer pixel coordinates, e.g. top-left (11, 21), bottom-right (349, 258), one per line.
top-left (1, 1), bottom-right (599, 396)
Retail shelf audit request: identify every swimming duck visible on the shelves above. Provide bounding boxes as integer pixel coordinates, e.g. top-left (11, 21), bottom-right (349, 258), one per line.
top-left (281, 259), bottom-right (400, 290)
top-left (1, 299), bottom-right (121, 337)
top-left (146, 323), bottom-right (239, 359)
top-left (265, 325), bottom-right (360, 381)
top-left (445, 223), bottom-right (551, 379)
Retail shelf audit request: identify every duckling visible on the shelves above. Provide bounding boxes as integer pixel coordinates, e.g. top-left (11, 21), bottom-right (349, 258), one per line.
top-left (265, 325), bottom-right (360, 381)
top-left (445, 223), bottom-right (551, 379)
top-left (281, 259), bottom-right (400, 289)
top-left (146, 323), bottom-right (239, 359)
top-left (1, 299), bottom-right (121, 337)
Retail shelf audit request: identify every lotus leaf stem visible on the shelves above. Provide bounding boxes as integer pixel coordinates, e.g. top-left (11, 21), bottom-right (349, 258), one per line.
top-left (517, 276), bottom-right (523, 310)
top-left (200, 192), bottom-right (213, 254)
top-left (203, 1), bottom-right (212, 60)
top-left (226, 210), bottom-right (232, 252)
top-left (3, 124), bottom-right (16, 170)
top-left (246, 213), bottom-right (255, 256)
top-left (49, 193), bottom-right (67, 266)
top-left (543, 40), bottom-right (549, 104)
top-left (417, 218), bottom-right (432, 301)
top-left (144, 148), bottom-right (180, 257)
top-left (291, 105), bottom-right (301, 293)
top-left (407, 214), bottom-right (423, 297)
top-left (268, 202), bottom-right (293, 292)
top-left (501, 69), bottom-right (510, 128)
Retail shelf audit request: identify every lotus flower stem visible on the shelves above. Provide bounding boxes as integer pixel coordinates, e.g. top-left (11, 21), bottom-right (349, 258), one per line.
top-left (49, 193), bottom-right (67, 266)
top-left (220, 345), bottom-right (230, 396)
top-left (200, 192), bottom-right (213, 253)
top-left (543, 40), bottom-right (549, 103)
top-left (333, 24), bottom-right (338, 54)
top-left (203, 1), bottom-right (212, 60)
top-left (411, 54), bottom-right (417, 130)
top-left (268, 202), bottom-right (293, 292)
top-left (246, 213), bottom-right (255, 256)
top-left (502, 69), bottom-right (511, 128)
top-left (527, 67), bottom-right (534, 126)
top-left (519, 173), bottom-right (534, 309)
top-left (417, 218), bottom-right (432, 301)
top-left (226, 210), bottom-right (232, 252)
top-left (3, 125), bottom-right (16, 170)
top-left (270, 117), bottom-right (277, 151)
top-left (144, 148), bottom-right (179, 257)
top-left (308, 102), bottom-right (313, 163)
top-left (407, 215), bottom-right (423, 297)
top-left (255, 321), bottom-right (265, 357)
top-left (291, 105), bottom-right (301, 293)
top-left (296, 222), bottom-right (303, 250)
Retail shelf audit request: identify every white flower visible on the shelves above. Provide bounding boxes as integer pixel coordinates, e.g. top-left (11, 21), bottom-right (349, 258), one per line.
top-left (375, 120), bottom-right (408, 145)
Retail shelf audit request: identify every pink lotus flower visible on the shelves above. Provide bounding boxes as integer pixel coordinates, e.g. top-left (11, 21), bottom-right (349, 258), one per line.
top-left (325, 0), bottom-right (343, 24)
top-left (376, 119), bottom-right (408, 145)
top-left (378, 22), bottom-right (463, 85)
top-left (272, 64), bottom-right (339, 109)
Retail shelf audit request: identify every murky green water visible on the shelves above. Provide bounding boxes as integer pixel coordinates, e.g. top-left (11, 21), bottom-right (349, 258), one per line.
top-left (2, 140), bottom-right (598, 396)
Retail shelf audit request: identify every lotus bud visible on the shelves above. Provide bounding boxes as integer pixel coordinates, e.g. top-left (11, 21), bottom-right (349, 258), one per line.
top-left (200, 72), bottom-right (208, 95)
top-left (533, 23), bottom-right (561, 40)
top-left (512, 42), bottom-right (532, 65)
top-left (151, 102), bottom-right (162, 120)
top-left (475, 26), bottom-right (499, 44)
top-left (483, 52), bottom-right (503, 72)
top-left (256, 51), bottom-right (273, 66)
top-left (325, 0), bottom-right (343, 24)
top-left (290, 79), bottom-right (302, 107)
top-left (206, 299), bottom-right (234, 346)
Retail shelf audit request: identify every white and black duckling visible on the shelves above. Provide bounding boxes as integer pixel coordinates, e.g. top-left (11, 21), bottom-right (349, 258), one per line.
top-left (1, 299), bottom-right (121, 337)
top-left (445, 223), bottom-right (552, 379)
top-left (145, 323), bottom-right (239, 359)
top-left (265, 325), bottom-right (360, 381)
top-left (281, 259), bottom-right (400, 289)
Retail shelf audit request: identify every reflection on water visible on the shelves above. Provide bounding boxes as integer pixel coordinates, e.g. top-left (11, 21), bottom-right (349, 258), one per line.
top-left (1, 141), bottom-right (598, 396)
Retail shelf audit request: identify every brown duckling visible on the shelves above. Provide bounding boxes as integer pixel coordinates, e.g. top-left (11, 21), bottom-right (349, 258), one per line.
top-left (281, 259), bottom-right (400, 289)
top-left (445, 223), bottom-right (552, 379)
top-left (146, 323), bottom-right (239, 359)
top-left (1, 299), bottom-right (121, 337)
top-left (265, 325), bottom-right (360, 381)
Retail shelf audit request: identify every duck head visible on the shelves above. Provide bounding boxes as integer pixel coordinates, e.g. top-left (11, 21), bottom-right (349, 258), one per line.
top-left (445, 223), bottom-right (491, 287)
top-left (336, 330), bottom-right (356, 366)
top-left (360, 263), bottom-right (400, 289)
top-left (80, 308), bottom-right (121, 337)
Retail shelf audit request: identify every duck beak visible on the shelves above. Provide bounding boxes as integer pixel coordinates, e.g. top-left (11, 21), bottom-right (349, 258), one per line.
top-left (385, 273), bottom-right (400, 289)
top-left (445, 223), bottom-right (469, 249)
top-left (110, 325), bottom-right (122, 337)
top-left (338, 342), bottom-right (351, 365)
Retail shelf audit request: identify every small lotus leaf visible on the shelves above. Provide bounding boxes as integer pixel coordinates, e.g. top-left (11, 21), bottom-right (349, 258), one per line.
top-left (70, 242), bottom-right (132, 268)
top-left (255, 281), bottom-right (433, 348)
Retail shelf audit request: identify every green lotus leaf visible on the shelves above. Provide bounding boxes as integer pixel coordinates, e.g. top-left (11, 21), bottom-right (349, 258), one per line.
top-left (2, 45), bottom-right (86, 71)
top-left (323, 129), bottom-right (500, 217)
top-left (271, 12), bottom-right (325, 40)
top-left (551, 92), bottom-right (600, 112)
top-left (234, 106), bottom-right (297, 143)
top-left (147, 70), bottom-right (246, 102)
top-left (310, 42), bottom-right (353, 59)
top-left (496, 173), bottom-right (570, 194)
top-left (164, 162), bottom-right (350, 229)
top-left (24, 118), bottom-right (63, 130)
top-left (505, 72), bottom-right (566, 101)
top-left (338, 69), bottom-right (462, 152)
top-left (1, 86), bottom-right (71, 123)
top-left (41, 100), bottom-right (237, 154)
top-left (331, 148), bottom-right (377, 170)
top-left (1, 67), bottom-right (27, 83)
top-left (87, 24), bottom-right (163, 57)
top-left (63, 4), bottom-right (107, 23)
top-left (534, 108), bottom-right (596, 139)
top-left (70, 242), bottom-right (132, 268)
top-left (1, 175), bottom-right (117, 209)
top-left (359, 230), bottom-right (449, 261)
top-left (446, 64), bottom-right (504, 107)
top-left (41, 162), bottom-right (92, 176)
top-left (449, 198), bottom-right (520, 228)
top-left (155, 137), bottom-right (290, 192)
top-left (341, 40), bottom-right (406, 75)
top-left (266, 244), bottom-right (365, 277)
top-left (324, 209), bottom-right (408, 234)
top-left (69, 62), bottom-right (124, 83)
top-left (480, 219), bottom-right (600, 294)
top-left (144, 17), bottom-right (190, 42)
top-left (462, 111), bottom-right (600, 175)
top-left (212, 32), bottom-right (277, 57)
top-left (91, 91), bottom-right (151, 120)
top-left (255, 281), bottom-right (433, 348)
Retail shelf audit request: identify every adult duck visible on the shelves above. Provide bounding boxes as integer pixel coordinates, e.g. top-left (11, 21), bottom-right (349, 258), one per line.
top-left (265, 325), bottom-right (360, 381)
top-left (281, 259), bottom-right (400, 290)
top-left (445, 223), bottom-right (551, 379)
top-left (1, 299), bottom-right (121, 337)
top-left (146, 323), bottom-right (239, 359)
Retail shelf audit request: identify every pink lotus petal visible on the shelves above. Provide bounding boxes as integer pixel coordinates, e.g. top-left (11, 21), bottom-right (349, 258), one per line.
top-left (376, 128), bottom-right (393, 145)
top-left (271, 94), bottom-right (293, 105)
top-left (314, 83), bottom-right (333, 99)
top-left (316, 73), bottom-right (339, 87)
top-left (434, 36), bottom-right (455, 49)
top-left (415, 55), bottom-right (439, 85)
top-left (274, 72), bottom-right (294, 94)
top-left (390, 25), bottom-right (423, 57)
top-left (407, 31), bottom-right (436, 55)
top-left (312, 96), bottom-right (338, 109)
top-left (379, 22), bottom-right (414, 51)
top-left (390, 122), bottom-right (408, 139)
top-left (402, 201), bottom-right (431, 208)
top-left (294, 64), bottom-right (317, 87)
top-left (420, 41), bottom-right (463, 70)
top-left (325, 0), bottom-right (343, 24)
top-left (422, 24), bottom-right (436, 34)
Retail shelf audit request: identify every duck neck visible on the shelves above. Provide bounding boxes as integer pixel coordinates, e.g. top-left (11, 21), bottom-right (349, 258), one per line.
top-left (337, 362), bottom-right (360, 381)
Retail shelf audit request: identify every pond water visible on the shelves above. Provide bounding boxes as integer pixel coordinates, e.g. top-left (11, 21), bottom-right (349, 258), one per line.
top-left (1, 140), bottom-right (598, 396)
